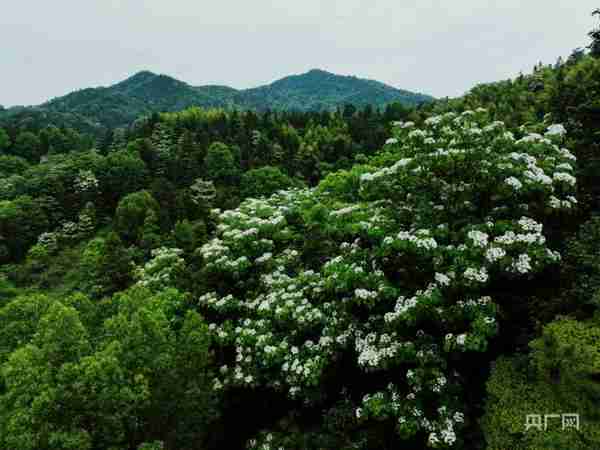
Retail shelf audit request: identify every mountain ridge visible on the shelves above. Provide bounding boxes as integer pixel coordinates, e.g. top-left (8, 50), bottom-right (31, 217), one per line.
top-left (1, 69), bottom-right (434, 131)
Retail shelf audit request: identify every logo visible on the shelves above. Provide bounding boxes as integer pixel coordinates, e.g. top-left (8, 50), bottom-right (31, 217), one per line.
top-left (525, 413), bottom-right (580, 431)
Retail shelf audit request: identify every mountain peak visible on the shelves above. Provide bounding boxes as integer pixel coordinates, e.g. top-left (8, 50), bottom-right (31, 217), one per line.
top-left (129, 70), bottom-right (157, 80)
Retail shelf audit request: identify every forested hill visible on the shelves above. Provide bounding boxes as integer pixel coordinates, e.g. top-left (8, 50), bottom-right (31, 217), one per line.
top-left (0, 69), bottom-right (433, 131)
top-left (231, 69), bottom-right (433, 111)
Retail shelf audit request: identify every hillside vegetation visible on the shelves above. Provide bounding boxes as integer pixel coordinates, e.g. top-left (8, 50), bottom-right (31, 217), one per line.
top-left (0, 15), bottom-right (599, 450)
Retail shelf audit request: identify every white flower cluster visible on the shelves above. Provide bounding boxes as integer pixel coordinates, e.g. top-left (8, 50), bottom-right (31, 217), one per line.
top-left (553, 171), bottom-right (576, 186)
top-left (329, 204), bottom-right (361, 217)
top-left (545, 123), bottom-right (566, 137)
top-left (394, 229), bottom-right (438, 250)
top-left (37, 231), bottom-right (58, 250)
top-left (467, 230), bottom-right (489, 248)
top-left (354, 288), bottom-right (378, 301)
top-left (74, 169), bottom-right (99, 193)
top-left (511, 253), bottom-right (532, 274)
top-left (360, 158), bottom-right (413, 183)
top-left (134, 247), bottom-right (185, 291)
top-left (485, 247), bottom-right (506, 263)
top-left (384, 287), bottom-right (434, 323)
top-left (504, 176), bottom-right (523, 191)
top-left (60, 221), bottom-right (79, 237)
top-left (463, 267), bottom-right (489, 283)
top-left (355, 332), bottom-right (412, 369)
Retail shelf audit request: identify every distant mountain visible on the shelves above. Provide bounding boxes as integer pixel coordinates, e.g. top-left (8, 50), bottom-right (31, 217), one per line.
top-left (237, 69), bottom-right (432, 111)
top-left (0, 69), bottom-right (433, 131)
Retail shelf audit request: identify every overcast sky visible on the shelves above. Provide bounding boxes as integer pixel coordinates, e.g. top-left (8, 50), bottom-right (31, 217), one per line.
top-left (1, 1), bottom-right (598, 107)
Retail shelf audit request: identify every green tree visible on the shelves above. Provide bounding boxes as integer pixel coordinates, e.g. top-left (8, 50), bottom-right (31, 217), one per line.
top-left (13, 131), bottom-right (42, 163)
top-left (80, 232), bottom-right (134, 298)
top-left (0, 293), bottom-right (53, 363)
top-left (0, 196), bottom-right (49, 262)
top-left (0, 302), bottom-right (91, 450)
top-left (139, 208), bottom-right (161, 253)
top-left (204, 141), bottom-right (238, 184)
top-left (0, 128), bottom-right (10, 153)
top-left (240, 166), bottom-right (299, 199)
top-left (0, 288), bottom-right (218, 450)
top-left (96, 149), bottom-right (148, 213)
top-left (39, 125), bottom-right (67, 155)
top-left (0, 155), bottom-right (29, 178)
top-left (172, 219), bottom-right (196, 254)
top-left (115, 190), bottom-right (160, 243)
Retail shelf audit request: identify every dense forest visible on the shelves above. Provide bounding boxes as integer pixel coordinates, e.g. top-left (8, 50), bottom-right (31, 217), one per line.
top-left (0, 10), bottom-right (600, 450)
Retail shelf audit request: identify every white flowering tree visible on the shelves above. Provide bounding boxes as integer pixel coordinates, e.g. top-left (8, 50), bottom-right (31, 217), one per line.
top-left (196, 109), bottom-right (576, 448)
top-left (134, 247), bottom-right (186, 292)
top-left (74, 169), bottom-right (99, 201)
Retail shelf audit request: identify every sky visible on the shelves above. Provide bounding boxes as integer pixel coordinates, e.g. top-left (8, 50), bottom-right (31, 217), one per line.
top-left (1, 1), bottom-right (598, 107)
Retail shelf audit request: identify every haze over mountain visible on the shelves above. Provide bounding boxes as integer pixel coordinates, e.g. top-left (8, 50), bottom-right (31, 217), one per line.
top-left (0, 69), bottom-right (433, 131)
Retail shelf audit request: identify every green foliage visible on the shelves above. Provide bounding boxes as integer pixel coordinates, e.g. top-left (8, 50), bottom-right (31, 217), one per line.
top-left (0, 276), bottom-right (19, 306)
top-left (80, 232), bottom-right (134, 298)
top-left (240, 166), bottom-right (300, 199)
top-left (0, 293), bottom-right (53, 363)
top-left (13, 131), bottom-right (42, 163)
top-left (0, 128), bottom-right (10, 152)
top-left (0, 288), bottom-right (219, 450)
top-left (139, 208), bottom-right (161, 252)
top-left (558, 216), bottom-right (600, 317)
top-left (0, 154), bottom-right (29, 178)
top-left (0, 195), bottom-right (49, 262)
top-left (115, 190), bottom-right (160, 243)
top-left (204, 141), bottom-right (238, 184)
top-left (189, 178), bottom-right (217, 211)
top-left (172, 219), bottom-right (199, 254)
top-left (482, 318), bottom-right (600, 450)
top-left (238, 69), bottom-right (433, 112)
top-left (77, 202), bottom-right (96, 237)
top-left (97, 149), bottom-right (148, 211)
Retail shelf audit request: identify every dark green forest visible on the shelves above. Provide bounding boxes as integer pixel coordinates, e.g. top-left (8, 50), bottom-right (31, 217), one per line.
top-left (1, 11), bottom-right (600, 450)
